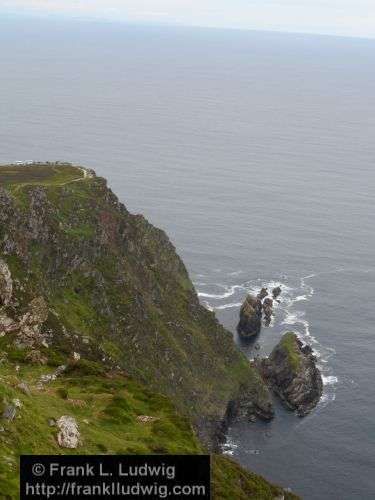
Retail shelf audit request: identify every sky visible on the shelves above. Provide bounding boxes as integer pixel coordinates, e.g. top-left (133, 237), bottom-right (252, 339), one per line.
top-left (1, 0), bottom-right (375, 39)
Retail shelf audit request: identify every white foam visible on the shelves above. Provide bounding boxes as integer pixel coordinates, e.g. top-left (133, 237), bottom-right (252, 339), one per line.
top-left (198, 270), bottom-right (338, 409)
top-left (223, 449), bottom-right (234, 456)
top-left (214, 302), bottom-right (243, 310)
top-left (228, 270), bottom-right (243, 276)
top-left (222, 438), bottom-right (238, 456)
top-left (293, 295), bottom-right (308, 302)
top-left (322, 375), bottom-right (338, 386)
top-left (282, 312), bottom-right (300, 325)
top-left (198, 284), bottom-right (245, 300)
top-left (302, 273), bottom-right (316, 280)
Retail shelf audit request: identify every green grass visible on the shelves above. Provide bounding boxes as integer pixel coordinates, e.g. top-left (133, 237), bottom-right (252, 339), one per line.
top-left (0, 163), bottom-right (84, 189)
top-left (0, 356), bottom-right (202, 499)
top-left (212, 455), bottom-right (300, 500)
top-left (280, 332), bottom-right (301, 372)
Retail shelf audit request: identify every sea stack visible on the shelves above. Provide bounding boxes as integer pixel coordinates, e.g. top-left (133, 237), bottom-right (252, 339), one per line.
top-left (262, 297), bottom-right (273, 326)
top-left (255, 332), bottom-right (323, 416)
top-left (237, 294), bottom-right (262, 338)
top-left (257, 287), bottom-right (268, 301)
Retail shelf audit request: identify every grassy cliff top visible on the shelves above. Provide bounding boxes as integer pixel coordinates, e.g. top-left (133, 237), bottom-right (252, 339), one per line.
top-left (0, 163), bottom-right (86, 188)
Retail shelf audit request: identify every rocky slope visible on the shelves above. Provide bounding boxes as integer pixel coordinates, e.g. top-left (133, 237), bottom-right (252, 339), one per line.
top-left (0, 163), bottom-right (299, 499)
top-left (255, 332), bottom-right (323, 416)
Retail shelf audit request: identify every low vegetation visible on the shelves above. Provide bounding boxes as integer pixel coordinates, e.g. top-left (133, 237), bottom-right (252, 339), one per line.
top-left (280, 332), bottom-right (301, 372)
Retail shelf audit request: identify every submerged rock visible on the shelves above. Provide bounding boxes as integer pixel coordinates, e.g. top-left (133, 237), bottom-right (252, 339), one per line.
top-left (237, 294), bottom-right (262, 338)
top-left (56, 415), bottom-right (81, 448)
top-left (256, 332), bottom-right (323, 416)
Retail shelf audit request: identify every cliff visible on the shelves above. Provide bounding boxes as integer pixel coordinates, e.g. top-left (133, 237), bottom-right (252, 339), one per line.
top-left (0, 163), bottom-right (298, 499)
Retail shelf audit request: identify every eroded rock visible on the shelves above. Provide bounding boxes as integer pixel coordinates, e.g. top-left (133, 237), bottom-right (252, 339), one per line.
top-left (257, 287), bottom-right (268, 301)
top-left (237, 294), bottom-right (262, 338)
top-left (16, 296), bottom-right (49, 347)
top-left (56, 415), bottom-right (81, 448)
top-left (0, 259), bottom-right (12, 306)
top-left (2, 405), bottom-right (16, 421)
top-left (256, 332), bottom-right (323, 416)
top-left (263, 297), bottom-right (273, 326)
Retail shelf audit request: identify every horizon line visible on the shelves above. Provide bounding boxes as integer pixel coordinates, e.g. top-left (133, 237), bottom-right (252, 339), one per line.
top-left (2, 8), bottom-right (375, 43)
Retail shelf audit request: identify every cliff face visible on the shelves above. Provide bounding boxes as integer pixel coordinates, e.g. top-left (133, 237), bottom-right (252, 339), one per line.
top-left (0, 164), bottom-right (271, 448)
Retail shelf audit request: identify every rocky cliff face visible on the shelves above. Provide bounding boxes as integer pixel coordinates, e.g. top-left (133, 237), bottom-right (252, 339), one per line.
top-left (0, 164), bottom-right (272, 448)
top-left (0, 164), bottom-right (304, 499)
top-left (256, 332), bottom-right (323, 416)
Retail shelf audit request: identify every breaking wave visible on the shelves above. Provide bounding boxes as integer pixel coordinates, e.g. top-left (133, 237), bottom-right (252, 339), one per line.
top-left (194, 270), bottom-right (339, 409)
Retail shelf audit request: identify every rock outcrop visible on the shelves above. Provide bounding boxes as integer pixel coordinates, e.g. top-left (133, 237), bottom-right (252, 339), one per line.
top-left (263, 297), bottom-right (273, 326)
top-left (56, 415), bottom-right (81, 448)
top-left (237, 294), bottom-right (262, 338)
top-left (257, 287), bottom-right (268, 301)
top-left (256, 332), bottom-right (323, 416)
top-left (238, 285), bottom-right (283, 337)
top-left (0, 259), bottom-right (12, 306)
top-left (0, 290), bottom-right (49, 347)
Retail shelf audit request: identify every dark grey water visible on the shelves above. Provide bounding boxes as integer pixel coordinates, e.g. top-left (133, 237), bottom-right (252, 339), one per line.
top-left (1, 17), bottom-right (375, 499)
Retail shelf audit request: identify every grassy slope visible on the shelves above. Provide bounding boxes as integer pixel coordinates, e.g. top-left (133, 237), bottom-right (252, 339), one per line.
top-left (212, 455), bottom-right (299, 500)
top-left (279, 332), bottom-right (300, 372)
top-left (0, 347), bottom-right (298, 500)
top-left (0, 348), bottom-right (202, 498)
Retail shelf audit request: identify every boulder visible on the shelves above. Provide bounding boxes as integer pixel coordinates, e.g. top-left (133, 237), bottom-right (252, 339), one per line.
top-left (257, 287), bottom-right (268, 301)
top-left (56, 415), bottom-right (81, 448)
top-left (17, 382), bottom-right (31, 396)
top-left (2, 405), bottom-right (16, 421)
top-left (263, 297), bottom-right (273, 326)
top-left (256, 332), bottom-right (323, 416)
top-left (237, 294), bottom-right (262, 338)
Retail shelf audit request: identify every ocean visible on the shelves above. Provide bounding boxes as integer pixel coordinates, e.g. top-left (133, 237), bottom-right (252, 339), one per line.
top-left (1, 16), bottom-right (375, 499)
